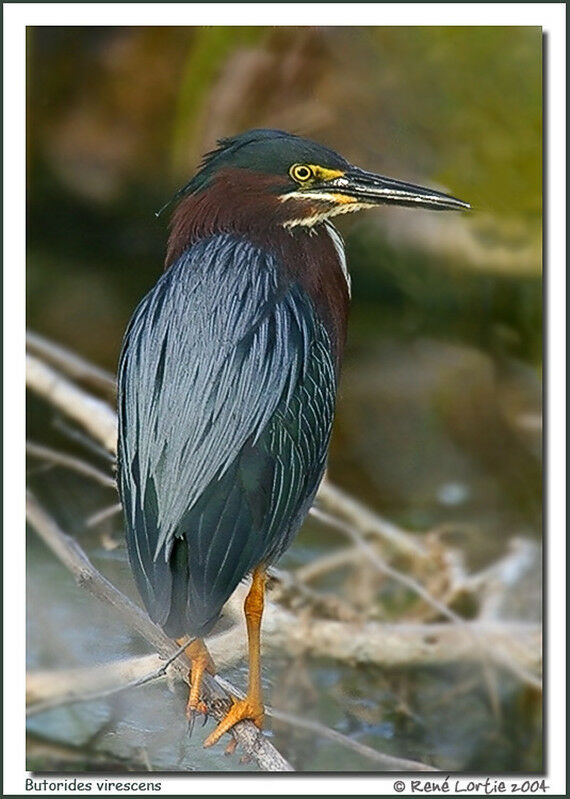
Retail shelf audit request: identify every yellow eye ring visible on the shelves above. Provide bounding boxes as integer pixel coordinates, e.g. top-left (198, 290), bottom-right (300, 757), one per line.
top-left (290, 164), bottom-right (314, 183)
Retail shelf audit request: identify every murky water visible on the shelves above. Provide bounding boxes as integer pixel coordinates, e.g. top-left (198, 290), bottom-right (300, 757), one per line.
top-left (27, 351), bottom-right (542, 773)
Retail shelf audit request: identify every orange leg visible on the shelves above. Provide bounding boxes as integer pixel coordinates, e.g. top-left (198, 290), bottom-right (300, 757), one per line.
top-left (176, 637), bottom-right (216, 720)
top-left (203, 565), bottom-right (266, 747)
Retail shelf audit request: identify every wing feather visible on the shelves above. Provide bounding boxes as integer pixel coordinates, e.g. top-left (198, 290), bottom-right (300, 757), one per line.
top-left (118, 233), bottom-right (338, 634)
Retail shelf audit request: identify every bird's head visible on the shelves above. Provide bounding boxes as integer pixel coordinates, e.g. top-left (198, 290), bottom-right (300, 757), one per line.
top-left (163, 129), bottom-right (469, 266)
top-left (165, 129), bottom-right (469, 228)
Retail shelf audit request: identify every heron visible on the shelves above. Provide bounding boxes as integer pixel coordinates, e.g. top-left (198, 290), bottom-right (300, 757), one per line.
top-left (117, 129), bottom-right (469, 748)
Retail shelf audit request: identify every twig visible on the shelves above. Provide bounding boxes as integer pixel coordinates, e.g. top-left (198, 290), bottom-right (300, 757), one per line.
top-left (214, 675), bottom-right (437, 772)
top-left (269, 708), bottom-right (436, 771)
top-left (26, 441), bottom-right (116, 489)
top-left (27, 641), bottom-right (190, 717)
top-left (27, 631), bottom-right (247, 715)
top-left (53, 417), bottom-right (116, 463)
top-left (315, 479), bottom-right (426, 559)
top-left (295, 545), bottom-right (364, 583)
top-left (467, 538), bottom-right (541, 621)
top-left (26, 354), bottom-right (118, 454)
top-left (86, 503), bottom-right (122, 527)
top-left (310, 508), bottom-right (541, 691)
top-left (27, 656), bottom-right (436, 771)
top-left (26, 491), bottom-right (294, 772)
top-left (25, 490), bottom-right (539, 771)
top-left (27, 657), bottom-right (165, 709)
top-left (268, 566), bottom-right (359, 621)
top-left (25, 341), bottom-right (541, 689)
top-left (26, 329), bottom-right (117, 397)
top-left (311, 508), bottom-right (463, 624)
top-left (221, 582), bottom-right (541, 673)
top-left (26, 626), bottom-right (246, 711)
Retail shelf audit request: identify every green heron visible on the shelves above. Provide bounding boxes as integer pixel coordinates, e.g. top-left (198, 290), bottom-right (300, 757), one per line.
top-left (117, 129), bottom-right (469, 748)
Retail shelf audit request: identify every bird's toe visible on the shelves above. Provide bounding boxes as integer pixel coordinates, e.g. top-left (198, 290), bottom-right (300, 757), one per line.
top-left (186, 699), bottom-right (208, 737)
top-left (203, 696), bottom-right (264, 748)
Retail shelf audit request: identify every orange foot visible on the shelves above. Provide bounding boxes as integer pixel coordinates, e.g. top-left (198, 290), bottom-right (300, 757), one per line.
top-left (203, 695), bottom-right (264, 748)
top-left (176, 637), bottom-right (215, 731)
top-left (187, 699), bottom-right (208, 719)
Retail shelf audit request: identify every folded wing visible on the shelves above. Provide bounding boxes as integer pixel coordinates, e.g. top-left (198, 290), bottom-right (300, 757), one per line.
top-left (118, 234), bottom-right (337, 635)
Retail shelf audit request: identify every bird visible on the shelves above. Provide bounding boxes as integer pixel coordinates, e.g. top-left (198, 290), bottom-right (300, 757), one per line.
top-left (117, 128), bottom-right (469, 749)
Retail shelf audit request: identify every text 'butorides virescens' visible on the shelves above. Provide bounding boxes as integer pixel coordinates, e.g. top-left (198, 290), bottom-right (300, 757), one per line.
top-left (117, 129), bottom-right (469, 748)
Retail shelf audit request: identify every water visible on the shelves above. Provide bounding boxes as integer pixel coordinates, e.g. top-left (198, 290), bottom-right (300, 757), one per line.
top-left (26, 447), bottom-right (541, 771)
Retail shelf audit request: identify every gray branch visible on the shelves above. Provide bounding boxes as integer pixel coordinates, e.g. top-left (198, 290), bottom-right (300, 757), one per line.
top-left (26, 491), bottom-right (294, 772)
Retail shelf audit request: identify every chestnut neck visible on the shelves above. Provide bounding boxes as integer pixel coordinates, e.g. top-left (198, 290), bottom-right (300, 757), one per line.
top-left (165, 168), bottom-right (290, 267)
top-left (165, 168), bottom-right (350, 365)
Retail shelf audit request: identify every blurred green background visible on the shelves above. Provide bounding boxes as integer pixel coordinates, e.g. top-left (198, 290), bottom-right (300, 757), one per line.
top-left (26, 26), bottom-right (542, 772)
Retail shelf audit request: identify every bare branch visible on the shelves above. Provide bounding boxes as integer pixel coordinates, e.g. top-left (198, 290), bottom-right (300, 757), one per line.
top-left (28, 653), bottom-right (436, 772)
top-left (27, 492), bottom-right (530, 772)
top-left (315, 479), bottom-right (426, 558)
top-left (86, 503), bottom-right (122, 527)
top-left (295, 545), bottom-right (364, 583)
top-left (268, 707), bottom-right (438, 772)
top-left (215, 675), bottom-right (437, 772)
top-left (25, 335), bottom-right (542, 768)
top-left (27, 630), bottom-right (246, 715)
top-left (27, 641), bottom-right (190, 717)
top-left (221, 582), bottom-right (541, 675)
top-left (310, 508), bottom-right (541, 690)
top-left (27, 441), bottom-right (116, 489)
top-left (27, 329), bottom-right (117, 397)
top-left (27, 656), bottom-right (166, 710)
top-left (26, 354), bottom-right (118, 454)
top-left (26, 491), bottom-right (294, 772)
top-left (311, 507), bottom-right (463, 624)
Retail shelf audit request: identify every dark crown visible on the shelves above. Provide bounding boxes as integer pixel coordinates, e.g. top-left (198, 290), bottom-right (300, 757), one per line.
top-left (178, 129), bottom-right (349, 199)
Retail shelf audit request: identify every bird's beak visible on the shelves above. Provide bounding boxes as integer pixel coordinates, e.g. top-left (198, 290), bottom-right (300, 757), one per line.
top-left (320, 167), bottom-right (470, 212)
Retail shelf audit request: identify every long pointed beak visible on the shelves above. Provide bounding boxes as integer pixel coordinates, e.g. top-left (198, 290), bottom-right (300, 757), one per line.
top-left (329, 167), bottom-right (470, 212)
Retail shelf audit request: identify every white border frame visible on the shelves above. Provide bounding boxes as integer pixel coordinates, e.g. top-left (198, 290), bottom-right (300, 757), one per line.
top-left (4, 4), bottom-right (565, 795)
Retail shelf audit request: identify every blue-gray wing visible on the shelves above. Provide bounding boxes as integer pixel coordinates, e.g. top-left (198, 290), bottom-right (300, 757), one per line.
top-left (117, 234), bottom-right (337, 635)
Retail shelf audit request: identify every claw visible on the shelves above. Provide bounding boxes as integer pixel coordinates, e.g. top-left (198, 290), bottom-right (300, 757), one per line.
top-left (203, 696), bottom-right (264, 748)
top-left (224, 737), bottom-right (238, 756)
top-left (186, 698), bottom-right (208, 736)
top-left (176, 637), bottom-right (216, 736)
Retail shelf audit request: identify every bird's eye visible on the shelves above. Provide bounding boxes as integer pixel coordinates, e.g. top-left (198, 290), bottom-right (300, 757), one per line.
top-left (290, 164), bottom-right (314, 183)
